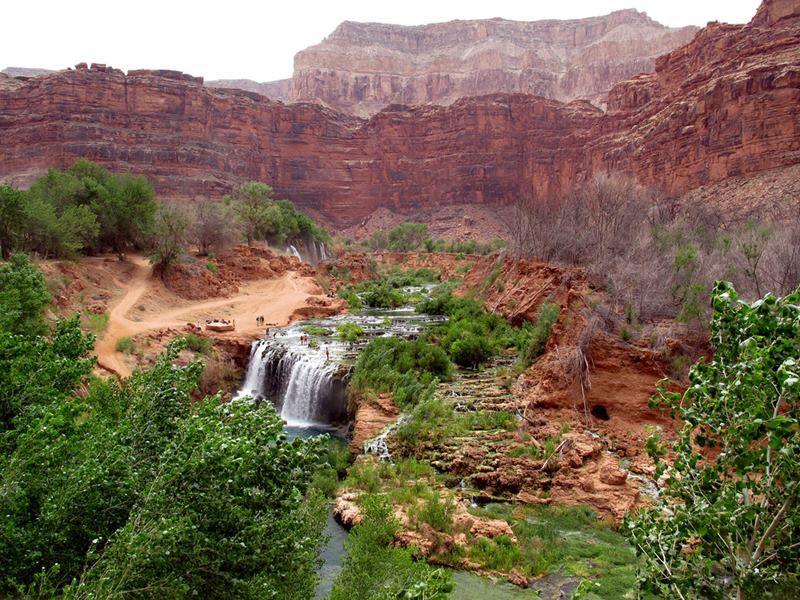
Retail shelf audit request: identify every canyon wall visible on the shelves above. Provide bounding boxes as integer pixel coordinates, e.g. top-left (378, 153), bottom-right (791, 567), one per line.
top-left (0, 1), bottom-right (798, 226)
top-left (290, 10), bottom-right (698, 117)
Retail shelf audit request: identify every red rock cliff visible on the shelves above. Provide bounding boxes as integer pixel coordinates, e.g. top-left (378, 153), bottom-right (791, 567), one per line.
top-left (290, 11), bottom-right (698, 117)
top-left (0, 1), bottom-right (798, 226)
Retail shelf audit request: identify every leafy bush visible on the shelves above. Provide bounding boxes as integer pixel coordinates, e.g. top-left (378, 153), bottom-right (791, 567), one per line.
top-left (302, 324), bottom-right (333, 336)
top-left (338, 288), bottom-right (363, 310)
top-left (329, 495), bottom-right (453, 600)
top-left (206, 260), bottom-right (218, 273)
top-left (520, 302), bottom-right (560, 365)
top-left (418, 288), bottom-right (531, 368)
top-left (337, 322), bottom-right (364, 342)
top-left (181, 332), bottom-right (213, 355)
top-left (115, 336), bottom-right (135, 354)
top-left (413, 493), bottom-right (456, 533)
top-left (448, 330), bottom-right (493, 368)
top-left (0, 253), bottom-right (51, 336)
top-left (351, 337), bottom-right (453, 408)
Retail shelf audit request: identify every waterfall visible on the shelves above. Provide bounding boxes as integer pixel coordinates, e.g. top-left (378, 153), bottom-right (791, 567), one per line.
top-left (284, 235), bottom-right (330, 266)
top-left (234, 338), bottom-right (349, 427)
top-left (286, 244), bottom-right (302, 260)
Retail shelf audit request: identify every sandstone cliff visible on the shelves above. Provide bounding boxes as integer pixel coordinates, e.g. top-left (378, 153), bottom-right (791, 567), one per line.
top-left (0, 1), bottom-right (797, 227)
top-left (206, 78), bottom-right (291, 101)
top-left (290, 10), bottom-right (698, 116)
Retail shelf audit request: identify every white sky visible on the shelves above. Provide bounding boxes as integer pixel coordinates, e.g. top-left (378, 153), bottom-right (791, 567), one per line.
top-left (2, 0), bottom-right (761, 82)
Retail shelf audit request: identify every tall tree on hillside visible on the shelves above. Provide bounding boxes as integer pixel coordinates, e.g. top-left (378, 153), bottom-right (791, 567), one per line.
top-left (228, 181), bottom-right (276, 246)
top-left (149, 203), bottom-right (191, 275)
top-left (93, 174), bottom-right (157, 258)
top-left (0, 185), bottom-right (26, 259)
top-left (628, 281), bottom-right (800, 599)
top-left (192, 197), bottom-right (239, 256)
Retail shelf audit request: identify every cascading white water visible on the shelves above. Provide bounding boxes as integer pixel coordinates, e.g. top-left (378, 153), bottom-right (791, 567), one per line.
top-left (280, 354), bottom-right (339, 426)
top-left (284, 236), bottom-right (329, 266)
top-left (234, 336), bottom-right (346, 428)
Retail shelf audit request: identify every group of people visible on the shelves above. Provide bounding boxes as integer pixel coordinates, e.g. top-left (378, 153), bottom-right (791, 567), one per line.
top-left (255, 315), bottom-right (266, 326)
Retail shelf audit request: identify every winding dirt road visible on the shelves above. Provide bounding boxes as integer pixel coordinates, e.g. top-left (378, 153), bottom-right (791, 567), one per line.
top-left (95, 256), bottom-right (323, 378)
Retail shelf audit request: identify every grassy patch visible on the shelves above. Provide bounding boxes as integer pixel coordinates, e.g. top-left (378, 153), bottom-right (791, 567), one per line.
top-left (83, 310), bottom-right (109, 336)
top-left (466, 503), bottom-right (640, 599)
top-left (302, 324), bottom-right (333, 337)
top-left (180, 333), bottom-right (213, 355)
top-left (115, 336), bottom-right (135, 354)
top-left (350, 337), bottom-right (453, 408)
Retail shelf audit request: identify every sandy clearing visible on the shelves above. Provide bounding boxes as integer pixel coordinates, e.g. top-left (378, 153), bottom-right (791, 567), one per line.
top-left (95, 257), bottom-right (324, 378)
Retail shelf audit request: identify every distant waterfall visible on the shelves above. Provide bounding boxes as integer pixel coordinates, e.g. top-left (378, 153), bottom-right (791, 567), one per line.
top-left (286, 244), bottom-right (303, 260)
top-left (235, 339), bottom-right (348, 427)
top-left (284, 235), bottom-right (329, 266)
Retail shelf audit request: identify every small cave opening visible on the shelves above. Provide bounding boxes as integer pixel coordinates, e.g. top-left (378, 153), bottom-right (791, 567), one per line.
top-left (590, 404), bottom-right (610, 421)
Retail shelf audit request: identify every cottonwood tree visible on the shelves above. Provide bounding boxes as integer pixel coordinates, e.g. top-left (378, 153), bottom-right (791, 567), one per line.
top-left (228, 181), bottom-right (276, 245)
top-left (628, 281), bottom-right (800, 599)
top-left (149, 203), bottom-right (191, 274)
top-left (192, 197), bottom-right (239, 256)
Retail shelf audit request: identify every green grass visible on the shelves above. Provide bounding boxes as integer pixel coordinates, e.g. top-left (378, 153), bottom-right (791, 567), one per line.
top-left (466, 503), bottom-right (641, 599)
top-left (83, 310), bottom-right (109, 336)
top-left (337, 322), bottom-right (364, 342)
top-left (205, 261), bottom-right (218, 273)
top-left (115, 336), bottom-right (135, 354)
top-left (302, 324), bottom-right (333, 336)
top-left (180, 333), bottom-right (213, 355)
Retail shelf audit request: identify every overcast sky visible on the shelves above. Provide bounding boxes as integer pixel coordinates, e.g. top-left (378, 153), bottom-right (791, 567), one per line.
top-left (3, 0), bottom-right (761, 82)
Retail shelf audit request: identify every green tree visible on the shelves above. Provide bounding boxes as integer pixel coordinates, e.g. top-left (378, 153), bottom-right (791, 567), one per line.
top-left (0, 254), bottom-right (50, 337)
top-left (192, 197), bottom-right (239, 256)
top-left (93, 173), bottom-right (157, 257)
top-left (149, 203), bottom-right (191, 274)
top-left (628, 281), bottom-right (800, 599)
top-left (229, 181), bottom-right (276, 245)
top-left (0, 185), bottom-right (26, 259)
top-left (0, 335), bottom-right (329, 597)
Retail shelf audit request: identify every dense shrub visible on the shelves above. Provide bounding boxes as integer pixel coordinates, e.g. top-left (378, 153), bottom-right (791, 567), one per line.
top-left (329, 495), bottom-right (453, 600)
top-left (351, 337), bottom-right (453, 408)
top-left (0, 253), bottom-right (51, 337)
top-left (0, 331), bottom-right (328, 597)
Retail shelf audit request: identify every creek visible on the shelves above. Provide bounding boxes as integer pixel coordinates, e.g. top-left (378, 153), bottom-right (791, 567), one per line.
top-left (233, 291), bottom-right (443, 596)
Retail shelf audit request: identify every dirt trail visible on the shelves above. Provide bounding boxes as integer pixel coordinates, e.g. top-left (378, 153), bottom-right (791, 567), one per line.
top-left (95, 257), bottom-right (323, 378)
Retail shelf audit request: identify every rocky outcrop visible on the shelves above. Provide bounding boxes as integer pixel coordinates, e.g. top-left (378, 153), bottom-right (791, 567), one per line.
top-left (0, 2), bottom-right (798, 226)
top-left (290, 11), bottom-right (697, 116)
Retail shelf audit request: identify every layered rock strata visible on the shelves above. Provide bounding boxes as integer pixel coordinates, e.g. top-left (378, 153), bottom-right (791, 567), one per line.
top-left (0, 1), bottom-right (798, 226)
top-left (290, 10), bottom-right (698, 116)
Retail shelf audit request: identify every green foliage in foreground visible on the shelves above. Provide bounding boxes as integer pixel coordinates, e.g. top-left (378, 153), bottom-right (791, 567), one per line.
top-left (469, 504), bottom-right (641, 599)
top-left (628, 282), bottom-right (800, 600)
top-left (351, 337), bottom-right (453, 408)
top-left (0, 253), bottom-right (51, 337)
top-left (0, 326), bottom-right (327, 598)
top-left (329, 495), bottom-right (453, 600)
